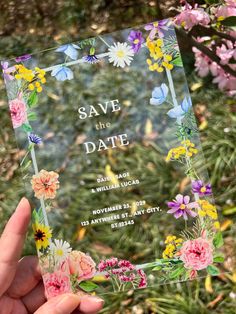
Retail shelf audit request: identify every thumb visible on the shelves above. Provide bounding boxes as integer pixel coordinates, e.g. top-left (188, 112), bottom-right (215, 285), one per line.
top-left (34, 293), bottom-right (81, 314)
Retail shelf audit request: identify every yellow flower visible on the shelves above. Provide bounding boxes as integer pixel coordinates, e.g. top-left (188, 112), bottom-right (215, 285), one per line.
top-left (146, 38), bottom-right (174, 71)
top-left (164, 54), bottom-right (172, 62)
top-left (14, 64), bottom-right (46, 93)
top-left (167, 141), bottom-right (198, 162)
top-left (28, 83), bottom-right (35, 91)
top-left (162, 234), bottom-right (183, 259)
top-left (198, 200), bottom-right (218, 220)
top-left (214, 221), bottom-right (220, 230)
top-left (32, 222), bottom-right (52, 250)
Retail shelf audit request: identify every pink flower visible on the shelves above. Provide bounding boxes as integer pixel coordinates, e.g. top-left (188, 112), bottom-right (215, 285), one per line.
top-left (9, 96), bottom-right (27, 128)
top-left (31, 169), bottom-right (59, 200)
top-left (137, 269), bottom-right (147, 288)
top-left (180, 237), bottom-right (213, 271)
top-left (43, 271), bottom-right (71, 298)
top-left (175, 4), bottom-right (210, 30)
top-left (216, 43), bottom-right (235, 65)
top-left (216, 5), bottom-right (236, 18)
top-left (225, 0), bottom-right (236, 7)
top-left (68, 251), bottom-right (96, 282)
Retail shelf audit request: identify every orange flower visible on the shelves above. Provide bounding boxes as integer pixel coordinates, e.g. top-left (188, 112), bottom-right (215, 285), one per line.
top-left (31, 170), bottom-right (59, 199)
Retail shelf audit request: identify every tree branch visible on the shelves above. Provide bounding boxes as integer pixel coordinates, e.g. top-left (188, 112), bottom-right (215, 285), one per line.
top-left (176, 27), bottom-right (236, 78)
top-left (190, 25), bottom-right (236, 43)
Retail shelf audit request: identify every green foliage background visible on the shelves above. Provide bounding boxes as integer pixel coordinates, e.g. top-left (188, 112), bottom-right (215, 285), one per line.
top-left (0, 1), bottom-right (235, 313)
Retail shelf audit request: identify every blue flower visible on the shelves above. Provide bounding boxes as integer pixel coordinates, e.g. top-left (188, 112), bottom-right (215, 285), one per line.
top-left (29, 133), bottom-right (42, 145)
top-left (167, 97), bottom-right (192, 119)
top-left (51, 66), bottom-right (74, 81)
top-left (83, 54), bottom-right (99, 64)
top-left (56, 44), bottom-right (80, 60)
top-left (150, 83), bottom-right (169, 105)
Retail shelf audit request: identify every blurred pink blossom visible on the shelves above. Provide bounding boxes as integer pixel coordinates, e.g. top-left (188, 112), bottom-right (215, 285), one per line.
top-left (216, 5), bottom-right (236, 18)
top-left (175, 4), bottom-right (210, 30)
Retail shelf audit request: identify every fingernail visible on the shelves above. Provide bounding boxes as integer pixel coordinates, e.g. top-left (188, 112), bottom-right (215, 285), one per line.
top-left (55, 294), bottom-right (80, 313)
top-left (16, 197), bottom-right (28, 212)
top-left (79, 295), bottom-right (104, 313)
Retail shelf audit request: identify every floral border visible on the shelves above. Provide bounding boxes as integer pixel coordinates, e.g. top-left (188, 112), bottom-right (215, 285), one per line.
top-left (3, 19), bottom-right (223, 298)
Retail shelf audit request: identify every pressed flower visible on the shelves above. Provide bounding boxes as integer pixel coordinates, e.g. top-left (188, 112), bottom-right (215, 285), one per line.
top-left (28, 133), bottom-right (42, 145)
top-left (166, 140), bottom-right (198, 162)
top-left (1, 61), bottom-right (16, 81)
top-left (56, 44), bottom-right (80, 60)
top-left (51, 66), bottom-right (74, 81)
top-left (180, 237), bottom-right (213, 271)
top-left (50, 239), bottom-right (72, 263)
top-left (150, 83), bottom-right (169, 105)
top-left (163, 234), bottom-right (183, 259)
top-left (33, 222), bottom-right (52, 250)
top-left (83, 54), bottom-right (99, 64)
top-left (108, 42), bottom-right (134, 68)
top-left (43, 271), bottom-right (71, 299)
top-left (167, 96), bottom-right (192, 119)
top-left (192, 180), bottom-right (212, 196)
top-left (198, 200), bottom-right (218, 220)
top-left (14, 65), bottom-right (46, 92)
top-left (15, 54), bottom-right (31, 63)
top-left (31, 169), bottom-right (59, 199)
top-left (9, 96), bottom-right (27, 129)
top-left (146, 37), bottom-right (174, 72)
top-left (128, 30), bottom-right (144, 53)
top-left (15, 65), bottom-right (35, 82)
top-left (145, 20), bottom-right (169, 39)
top-left (167, 194), bottom-right (198, 220)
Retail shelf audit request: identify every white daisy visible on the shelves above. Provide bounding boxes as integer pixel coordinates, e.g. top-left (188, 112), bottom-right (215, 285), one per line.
top-left (50, 239), bottom-right (72, 263)
top-left (108, 42), bottom-right (134, 68)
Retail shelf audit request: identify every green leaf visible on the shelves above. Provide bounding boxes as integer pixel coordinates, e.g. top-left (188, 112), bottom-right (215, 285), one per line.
top-left (22, 123), bottom-right (32, 132)
top-left (90, 47), bottom-right (95, 55)
top-left (169, 266), bottom-right (185, 279)
top-left (172, 56), bottom-right (183, 67)
top-left (221, 16), bottom-right (236, 27)
top-left (222, 207), bottom-right (236, 215)
top-left (213, 255), bottom-right (225, 263)
top-left (206, 265), bottom-right (220, 276)
top-left (204, 0), bottom-right (219, 4)
top-left (213, 232), bottom-right (224, 248)
top-left (22, 160), bottom-right (32, 171)
top-left (152, 266), bottom-right (162, 271)
top-left (28, 112), bottom-right (38, 121)
top-left (27, 91), bottom-right (38, 108)
top-left (79, 281), bottom-right (98, 292)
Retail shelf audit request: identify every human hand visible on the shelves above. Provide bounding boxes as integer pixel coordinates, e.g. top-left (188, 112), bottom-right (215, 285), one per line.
top-left (0, 198), bottom-right (104, 314)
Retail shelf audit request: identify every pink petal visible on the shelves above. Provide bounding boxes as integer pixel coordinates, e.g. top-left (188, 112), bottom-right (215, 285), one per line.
top-left (176, 194), bottom-right (184, 203)
top-left (184, 195), bottom-right (190, 204)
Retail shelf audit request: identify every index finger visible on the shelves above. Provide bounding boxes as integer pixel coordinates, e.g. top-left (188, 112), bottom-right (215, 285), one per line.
top-left (0, 197), bottom-right (31, 297)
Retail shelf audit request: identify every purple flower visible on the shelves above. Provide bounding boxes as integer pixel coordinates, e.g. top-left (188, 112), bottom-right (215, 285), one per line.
top-left (144, 19), bottom-right (169, 39)
top-left (15, 54), bottom-right (31, 63)
top-left (83, 54), bottom-right (99, 64)
top-left (128, 30), bottom-right (144, 53)
top-left (192, 180), bottom-right (212, 196)
top-left (1, 61), bottom-right (15, 82)
top-left (167, 194), bottom-right (198, 220)
top-left (28, 133), bottom-right (42, 145)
